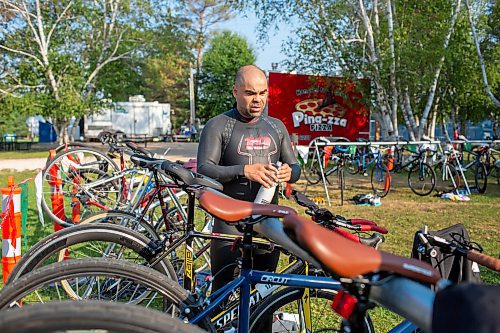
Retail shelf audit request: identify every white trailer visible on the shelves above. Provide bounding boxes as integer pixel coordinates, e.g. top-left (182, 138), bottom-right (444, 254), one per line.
top-left (84, 95), bottom-right (171, 140)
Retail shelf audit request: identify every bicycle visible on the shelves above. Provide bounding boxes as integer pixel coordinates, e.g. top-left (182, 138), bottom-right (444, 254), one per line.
top-left (266, 214), bottom-right (500, 333)
top-left (302, 145), bottom-right (353, 205)
top-left (4, 158), bottom-right (388, 332)
top-left (453, 143), bottom-right (489, 193)
top-left (371, 144), bottom-right (436, 197)
top-left (482, 146), bottom-right (499, 184)
top-left (0, 301), bottom-right (204, 333)
top-left (346, 141), bottom-right (378, 176)
top-left (432, 144), bottom-right (461, 193)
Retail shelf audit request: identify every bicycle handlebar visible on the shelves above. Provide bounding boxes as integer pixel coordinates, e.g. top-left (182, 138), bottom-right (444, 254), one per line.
top-left (350, 218), bottom-right (377, 226)
top-left (359, 225), bottom-right (388, 234)
top-left (467, 250), bottom-right (500, 272)
top-left (418, 231), bottom-right (499, 271)
top-left (125, 141), bottom-right (152, 157)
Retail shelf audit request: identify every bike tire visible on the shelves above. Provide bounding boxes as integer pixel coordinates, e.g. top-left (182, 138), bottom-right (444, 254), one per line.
top-left (41, 147), bottom-right (122, 226)
top-left (370, 164), bottom-right (391, 197)
top-left (6, 223), bottom-right (176, 284)
top-left (0, 301), bottom-right (205, 333)
top-left (153, 204), bottom-right (214, 275)
top-left (408, 162), bottom-right (436, 196)
top-left (433, 163), bottom-right (461, 193)
top-left (345, 155), bottom-right (360, 175)
top-left (303, 155), bottom-right (323, 185)
top-left (249, 287), bottom-right (375, 333)
top-left (474, 162), bottom-right (488, 193)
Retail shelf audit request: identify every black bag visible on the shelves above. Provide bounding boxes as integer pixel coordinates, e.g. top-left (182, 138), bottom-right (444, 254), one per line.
top-left (432, 283), bottom-right (500, 333)
top-left (411, 223), bottom-right (481, 283)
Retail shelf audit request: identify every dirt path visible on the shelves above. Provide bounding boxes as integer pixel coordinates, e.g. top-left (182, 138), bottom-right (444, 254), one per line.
top-left (0, 158), bottom-right (47, 171)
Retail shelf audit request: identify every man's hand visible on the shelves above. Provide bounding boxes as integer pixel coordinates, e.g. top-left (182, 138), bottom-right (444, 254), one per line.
top-left (277, 163), bottom-right (292, 183)
top-left (244, 163), bottom-right (279, 188)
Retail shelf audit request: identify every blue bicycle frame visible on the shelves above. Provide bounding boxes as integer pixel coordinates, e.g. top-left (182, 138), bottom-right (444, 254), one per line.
top-left (187, 220), bottom-right (430, 333)
top-left (190, 268), bottom-right (342, 332)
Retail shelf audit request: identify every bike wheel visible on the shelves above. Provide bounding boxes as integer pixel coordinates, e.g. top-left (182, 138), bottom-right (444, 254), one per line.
top-left (153, 205), bottom-right (213, 277)
top-left (370, 164), bottom-right (391, 197)
top-left (492, 165), bottom-right (500, 185)
top-left (434, 164), bottom-right (461, 193)
top-left (474, 162), bottom-right (488, 193)
top-left (0, 301), bottom-right (205, 333)
top-left (408, 162), bottom-right (435, 196)
top-left (77, 209), bottom-right (159, 237)
top-left (0, 258), bottom-right (190, 312)
top-left (0, 259), bottom-right (214, 331)
top-left (41, 148), bottom-right (122, 226)
top-left (6, 223), bottom-right (176, 284)
top-left (345, 156), bottom-right (360, 175)
top-left (249, 287), bottom-right (375, 333)
top-left (303, 157), bottom-right (322, 185)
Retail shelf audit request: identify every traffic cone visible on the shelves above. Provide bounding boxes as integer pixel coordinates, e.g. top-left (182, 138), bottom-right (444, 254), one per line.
top-left (1, 176), bottom-right (22, 283)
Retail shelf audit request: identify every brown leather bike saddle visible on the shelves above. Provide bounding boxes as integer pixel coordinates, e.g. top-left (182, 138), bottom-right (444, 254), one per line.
top-left (197, 189), bottom-right (297, 223)
top-left (283, 214), bottom-right (441, 284)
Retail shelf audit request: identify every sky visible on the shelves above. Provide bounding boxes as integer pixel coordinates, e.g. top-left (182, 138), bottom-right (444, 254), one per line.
top-left (215, 12), bottom-right (291, 71)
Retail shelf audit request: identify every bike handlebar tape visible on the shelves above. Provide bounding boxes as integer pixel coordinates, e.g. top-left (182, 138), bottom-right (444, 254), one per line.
top-left (360, 225), bottom-right (388, 234)
top-left (467, 250), bottom-right (500, 272)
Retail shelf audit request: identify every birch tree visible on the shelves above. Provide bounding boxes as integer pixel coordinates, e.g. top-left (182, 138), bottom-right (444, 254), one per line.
top-left (0, 0), bottom-right (152, 143)
top-left (237, 0), bottom-right (495, 140)
top-left (464, 0), bottom-right (500, 108)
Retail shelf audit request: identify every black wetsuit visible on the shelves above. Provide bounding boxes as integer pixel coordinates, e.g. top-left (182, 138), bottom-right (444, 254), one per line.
top-left (197, 108), bottom-right (300, 292)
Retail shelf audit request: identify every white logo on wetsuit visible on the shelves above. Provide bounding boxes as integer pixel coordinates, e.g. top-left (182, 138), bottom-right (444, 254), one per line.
top-left (237, 133), bottom-right (277, 164)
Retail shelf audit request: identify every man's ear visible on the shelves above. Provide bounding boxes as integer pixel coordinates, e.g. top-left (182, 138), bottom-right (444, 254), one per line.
top-left (232, 85), bottom-right (237, 98)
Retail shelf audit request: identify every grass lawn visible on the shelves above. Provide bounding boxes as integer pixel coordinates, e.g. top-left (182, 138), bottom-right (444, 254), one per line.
top-left (0, 151), bottom-right (51, 159)
top-left (0, 168), bottom-right (498, 331)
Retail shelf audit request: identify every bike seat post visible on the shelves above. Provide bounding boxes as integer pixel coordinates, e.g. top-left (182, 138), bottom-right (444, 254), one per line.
top-left (153, 171), bottom-right (171, 232)
top-left (237, 222), bottom-right (254, 333)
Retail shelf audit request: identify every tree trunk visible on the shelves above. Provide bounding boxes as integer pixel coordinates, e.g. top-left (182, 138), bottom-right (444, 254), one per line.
top-left (465, 0), bottom-right (500, 108)
top-left (401, 88), bottom-right (418, 140)
top-left (443, 118), bottom-right (451, 142)
top-left (387, 0), bottom-right (399, 138)
top-left (357, 0), bottom-right (393, 139)
top-left (429, 106), bottom-right (438, 139)
top-left (57, 120), bottom-right (69, 144)
top-left (418, 0), bottom-right (462, 139)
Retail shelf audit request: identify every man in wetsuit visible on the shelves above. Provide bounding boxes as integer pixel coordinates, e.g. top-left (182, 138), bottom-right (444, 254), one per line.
top-left (197, 65), bottom-right (301, 293)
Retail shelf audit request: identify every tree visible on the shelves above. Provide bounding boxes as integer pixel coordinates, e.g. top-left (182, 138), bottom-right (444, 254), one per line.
top-left (178, 0), bottom-right (234, 79)
top-left (0, 0), bottom-right (154, 143)
top-left (236, 0), bottom-right (498, 139)
top-left (198, 30), bottom-right (256, 120)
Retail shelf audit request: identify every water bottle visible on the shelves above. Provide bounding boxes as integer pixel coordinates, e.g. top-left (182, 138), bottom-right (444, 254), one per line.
top-left (254, 162), bottom-right (281, 204)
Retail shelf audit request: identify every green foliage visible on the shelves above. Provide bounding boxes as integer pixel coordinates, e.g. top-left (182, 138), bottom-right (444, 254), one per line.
top-left (237, 0), bottom-right (499, 136)
top-left (198, 31), bottom-right (256, 120)
top-left (0, 0), bottom-right (158, 141)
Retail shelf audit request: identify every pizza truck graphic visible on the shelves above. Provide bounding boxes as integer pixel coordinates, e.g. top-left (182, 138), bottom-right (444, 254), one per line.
top-left (268, 72), bottom-right (370, 145)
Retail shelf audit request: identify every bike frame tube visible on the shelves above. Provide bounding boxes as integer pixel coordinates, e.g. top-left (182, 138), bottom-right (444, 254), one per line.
top-left (189, 268), bottom-right (342, 331)
top-left (388, 320), bottom-right (419, 333)
top-left (370, 276), bottom-right (435, 333)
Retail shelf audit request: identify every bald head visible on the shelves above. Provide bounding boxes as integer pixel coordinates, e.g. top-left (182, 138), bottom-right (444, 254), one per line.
top-left (234, 65), bottom-right (267, 87)
top-left (232, 65), bottom-right (268, 118)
